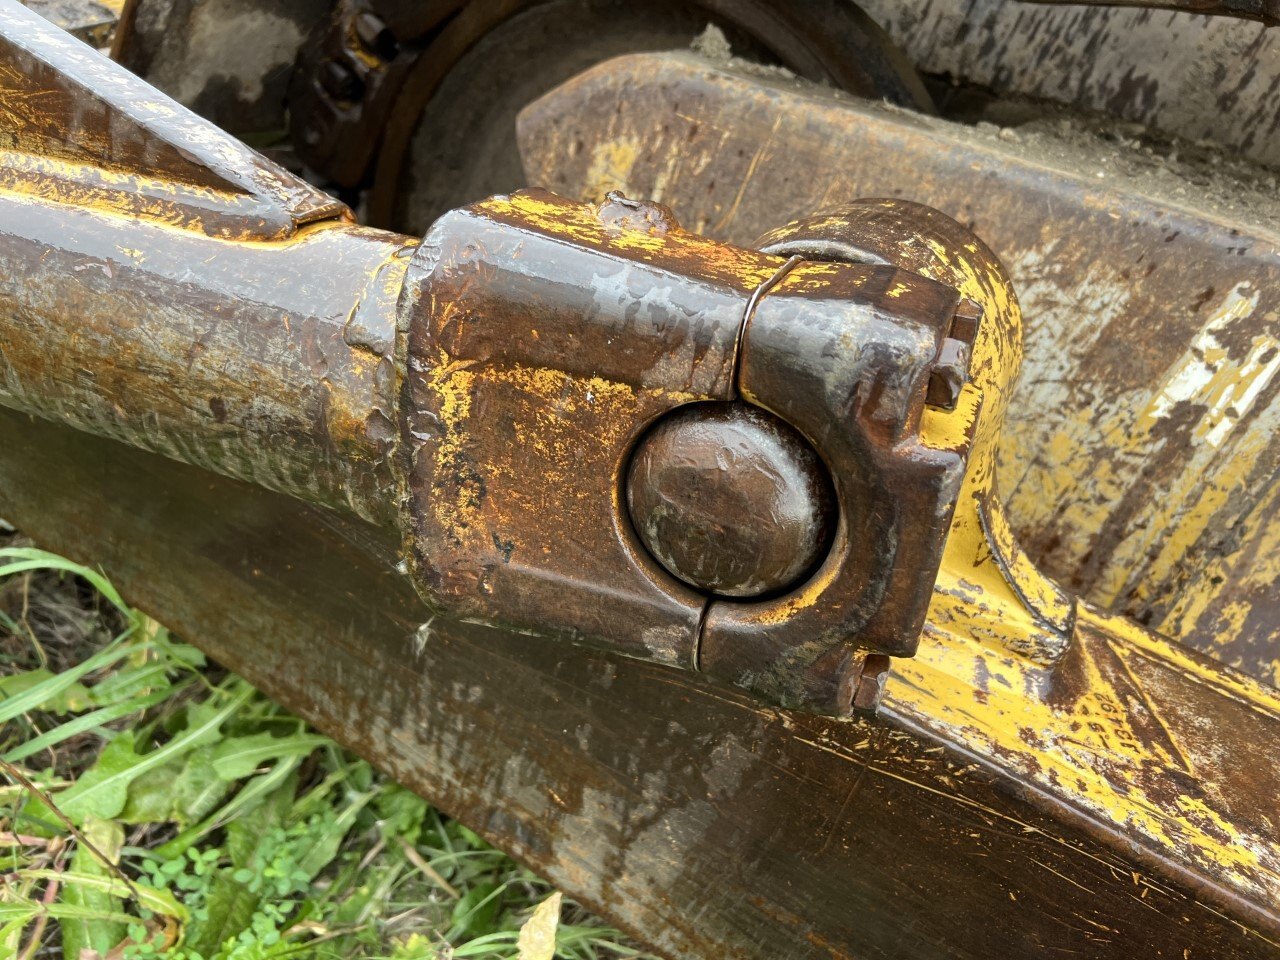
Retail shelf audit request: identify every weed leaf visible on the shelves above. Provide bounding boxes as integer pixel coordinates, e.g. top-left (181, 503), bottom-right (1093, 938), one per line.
top-left (58, 687), bottom-right (252, 824)
top-left (184, 874), bottom-right (259, 958)
top-left (0, 548), bottom-right (132, 614)
top-left (210, 733), bottom-right (330, 781)
top-left (24, 731), bottom-right (144, 827)
top-left (0, 639), bottom-right (138, 728)
top-left (0, 669), bottom-right (93, 714)
top-left (55, 815), bottom-right (126, 959)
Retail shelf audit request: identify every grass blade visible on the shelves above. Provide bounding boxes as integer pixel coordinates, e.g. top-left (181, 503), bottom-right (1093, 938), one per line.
top-left (20, 870), bottom-right (185, 919)
top-left (0, 548), bottom-right (132, 615)
top-left (2, 686), bottom-right (179, 763)
top-left (0, 639), bottom-right (144, 728)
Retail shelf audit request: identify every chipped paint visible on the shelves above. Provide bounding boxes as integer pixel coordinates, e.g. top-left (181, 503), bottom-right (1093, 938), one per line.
top-left (583, 137), bottom-right (640, 202)
top-left (887, 599), bottom-right (1280, 915)
top-left (1146, 284), bottom-right (1266, 432)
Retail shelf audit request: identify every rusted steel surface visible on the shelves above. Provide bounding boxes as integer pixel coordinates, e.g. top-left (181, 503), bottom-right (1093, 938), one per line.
top-left (0, 0), bottom-right (408, 523)
top-left (2, 2), bottom-right (982, 713)
top-left (0, 196), bottom-right (409, 524)
top-left (700, 199), bottom-right (987, 710)
top-left (396, 189), bottom-right (982, 712)
top-left (1, 0), bottom-right (341, 238)
top-left (859, 0), bottom-right (1280, 170)
top-left (2, 409), bottom-right (1279, 959)
top-left (518, 52), bottom-right (1280, 689)
top-left (283, 0), bottom-right (931, 231)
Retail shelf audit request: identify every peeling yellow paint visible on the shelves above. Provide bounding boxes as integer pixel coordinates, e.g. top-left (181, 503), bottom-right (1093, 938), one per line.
top-left (900, 217), bottom-right (1280, 913)
top-left (888, 599), bottom-right (1280, 908)
top-left (474, 191), bottom-right (782, 286)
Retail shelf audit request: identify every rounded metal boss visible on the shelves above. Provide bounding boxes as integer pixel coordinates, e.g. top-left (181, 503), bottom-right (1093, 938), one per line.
top-left (625, 402), bottom-right (837, 599)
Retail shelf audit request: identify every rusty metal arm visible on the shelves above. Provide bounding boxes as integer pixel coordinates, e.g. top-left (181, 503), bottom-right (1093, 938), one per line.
top-left (0, 195), bottom-right (410, 525)
top-left (0, 1), bottom-right (407, 524)
top-left (2, 1), bottom-right (986, 714)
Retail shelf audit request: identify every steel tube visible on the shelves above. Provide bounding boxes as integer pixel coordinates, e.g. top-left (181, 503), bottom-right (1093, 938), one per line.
top-left (0, 191), bottom-right (413, 525)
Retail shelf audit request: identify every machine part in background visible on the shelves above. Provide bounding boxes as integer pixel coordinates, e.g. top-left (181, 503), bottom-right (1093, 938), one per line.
top-left (18, 0), bottom-right (122, 46)
top-left (116, 0), bottom-right (331, 139)
top-left (0, 4), bottom-right (346, 240)
top-left (284, 0), bottom-right (933, 231)
top-left (111, 0), bottom-right (1280, 217)
top-left (518, 51), bottom-right (1280, 690)
top-left (861, 0), bottom-right (1280, 170)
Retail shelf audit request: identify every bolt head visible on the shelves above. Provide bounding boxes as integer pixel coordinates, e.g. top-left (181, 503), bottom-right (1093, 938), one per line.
top-left (626, 403), bottom-right (836, 598)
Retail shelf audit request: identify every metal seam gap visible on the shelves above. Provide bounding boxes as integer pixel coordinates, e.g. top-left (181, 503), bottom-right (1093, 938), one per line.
top-left (696, 254), bottom-right (805, 672)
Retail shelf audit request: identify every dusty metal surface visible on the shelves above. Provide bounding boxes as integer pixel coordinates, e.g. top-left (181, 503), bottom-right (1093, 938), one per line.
top-left (519, 52), bottom-right (1280, 690)
top-left (0, 196), bottom-right (409, 525)
top-left (861, 0), bottom-right (1280, 170)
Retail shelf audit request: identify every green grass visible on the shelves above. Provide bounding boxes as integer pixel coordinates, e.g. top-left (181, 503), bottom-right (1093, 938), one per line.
top-left (0, 541), bottom-right (654, 960)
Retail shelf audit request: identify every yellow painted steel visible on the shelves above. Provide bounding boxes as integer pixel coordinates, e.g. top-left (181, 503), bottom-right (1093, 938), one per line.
top-left (897, 220), bottom-right (1280, 917)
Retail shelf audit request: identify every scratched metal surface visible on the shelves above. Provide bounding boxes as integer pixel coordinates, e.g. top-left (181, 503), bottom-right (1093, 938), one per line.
top-left (2, 407), bottom-right (1278, 960)
top-left (860, 0), bottom-right (1280, 171)
top-left (518, 53), bottom-right (1280, 689)
top-left (0, 0), bottom-right (346, 238)
top-left (0, 0), bottom-right (406, 523)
